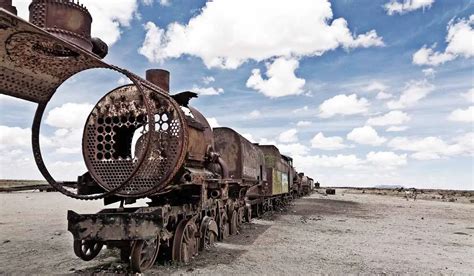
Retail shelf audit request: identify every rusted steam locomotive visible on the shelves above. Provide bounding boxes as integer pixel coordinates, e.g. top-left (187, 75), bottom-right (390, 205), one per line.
top-left (0, 1), bottom-right (317, 272)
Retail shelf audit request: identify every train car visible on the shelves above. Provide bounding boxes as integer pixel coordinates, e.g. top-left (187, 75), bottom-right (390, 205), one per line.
top-left (308, 177), bottom-right (315, 192)
top-left (282, 155), bottom-right (299, 198)
top-left (299, 173), bottom-right (311, 195)
top-left (257, 145), bottom-right (293, 210)
top-left (213, 127), bottom-right (265, 221)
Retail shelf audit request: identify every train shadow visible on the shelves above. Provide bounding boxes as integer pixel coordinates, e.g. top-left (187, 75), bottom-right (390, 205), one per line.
top-left (290, 197), bottom-right (367, 217)
top-left (74, 222), bottom-right (271, 274)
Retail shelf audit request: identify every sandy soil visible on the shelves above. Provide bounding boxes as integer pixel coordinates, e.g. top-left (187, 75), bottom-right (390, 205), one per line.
top-left (0, 190), bottom-right (473, 274)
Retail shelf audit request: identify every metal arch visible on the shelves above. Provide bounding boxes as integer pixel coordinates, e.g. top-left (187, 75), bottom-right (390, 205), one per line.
top-left (31, 69), bottom-right (156, 200)
top-left (0, 10), bottom-right (159, 199)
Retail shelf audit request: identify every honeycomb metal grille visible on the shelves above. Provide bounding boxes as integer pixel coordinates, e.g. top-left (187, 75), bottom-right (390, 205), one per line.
top-left (83, 85), bottom-right (186, 197)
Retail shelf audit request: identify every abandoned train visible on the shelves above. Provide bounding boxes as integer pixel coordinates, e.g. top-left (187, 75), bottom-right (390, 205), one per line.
top-left (0, 0), bottom-right (318, 272)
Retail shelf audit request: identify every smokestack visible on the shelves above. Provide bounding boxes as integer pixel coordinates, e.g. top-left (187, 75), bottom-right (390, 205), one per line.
top-left (0, 0), bottom-right (17, 15)
top-left (146, 69), bottom-right (170, 93)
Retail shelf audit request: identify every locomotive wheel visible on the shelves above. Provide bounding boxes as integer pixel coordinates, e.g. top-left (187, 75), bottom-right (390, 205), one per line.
top-left (218, 212), bottom-right (230, 241)
top-left (172, 219), bottom-right (199, 264)
top-left (73, 239), bottom-right (103, 261)
top-left (230, 210), bottom-right (239, 235)
top-left (199, 216), bottom-right (218, 251)
top-left (245, 206), bottom-right (252, 222)
top-left (130, 238), bottom-right (160, 272)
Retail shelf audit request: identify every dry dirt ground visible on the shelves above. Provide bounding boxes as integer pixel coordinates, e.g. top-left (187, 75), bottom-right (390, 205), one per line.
top-left (0, 190), bottom-right (473, 274)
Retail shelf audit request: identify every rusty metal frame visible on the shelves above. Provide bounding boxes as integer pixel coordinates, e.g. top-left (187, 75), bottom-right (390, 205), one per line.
top-left (0, 9), bottom-right (188, 199)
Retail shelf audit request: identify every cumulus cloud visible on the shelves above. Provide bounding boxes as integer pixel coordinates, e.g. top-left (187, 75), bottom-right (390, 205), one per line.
top-left (192, 86), bottom-right (224, 96)
top-left (366, 151), bottom-right (407, 168)
top-left (246, 57), bottom-right (306, 98)
top-left (365, 81), bottom-right (388, 93)
top-left (413, 15), bottom-right (474, 66)
top-left (202, 76), bottom-right (215, 85)
top-left (386, 126), bottom-right (409, 132)
top-left (461, 88), bottom-right (474, 103)
top-left (311, 132), bottom-right (348, 150)
top-left (448, 106), bottom-right (474, 122)
top-left (347, 126), bottom-right (387, 146)
top-left (138, 0), bottom-right (383, 69)
top-left (366, 111), bottom-right (411, 126)
top-left (294, 154), bottom-right (363, 170)
top-left (117, 76), bottom-right (132, 85)
top-left (422, 68), bottom-right (436, 78)
top-left (293, 106), bottom-right (309, 114)
top-left (248, 110), bottom-right (261, 119)
top-left (388, 133), bottom-right (474, 160)
top-left (364, 81), bottom-right (393, 100)
top-left (384, 0), bottom-right (435, 15)
top-left (318, 94), bottom-right (369, 118)
top-left (0, 126), bottom-right (31, 150)
top-left (278, 143), bottom-right (310, 156)
top-left (296, 121), bottom-right (312, 127)
top-left (45, 103), bottom-right (94, 129)
top-left (387, 80), bottom-right (435, 109)
top-left (278, 129), bottom-right (298, 143)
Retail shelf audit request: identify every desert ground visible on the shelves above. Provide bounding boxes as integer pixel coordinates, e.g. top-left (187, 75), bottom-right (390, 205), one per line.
top-left (0, 188), bottom-right (473, 274)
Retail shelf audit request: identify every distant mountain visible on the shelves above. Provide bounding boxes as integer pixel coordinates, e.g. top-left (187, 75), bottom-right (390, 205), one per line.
top-left (374, 185), bottom-right (404, 189)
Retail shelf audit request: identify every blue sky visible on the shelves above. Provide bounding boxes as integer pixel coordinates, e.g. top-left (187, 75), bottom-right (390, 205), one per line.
top-left (1, 0), bottom-right (473, 189)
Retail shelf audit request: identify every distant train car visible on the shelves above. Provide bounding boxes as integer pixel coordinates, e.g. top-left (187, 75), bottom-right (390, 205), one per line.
top-left (258, 145), bottom-right (291, 197)
top-left (299, 173), bottom-right (310, 195)
top-left (282, 155), bottom-right (299, 198)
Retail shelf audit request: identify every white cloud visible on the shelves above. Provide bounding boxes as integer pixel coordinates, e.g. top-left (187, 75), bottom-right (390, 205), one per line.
top-left (192, 86), bottom-right (224, 96)
top-left (461, 88), bottom-right (474, 103)
top-left (159, 0), bottom-right (171, 6)
top-left (247, 57), bottom-right (306, 98)
top-left (296, 121), bottom-right (312, 127)
top-left (311, 132), bottom-right (347, 150)
top-left (412, 46), bottom-right (455, 66)
top-left (413, 15), bottom-right (474, 66)
top-left (386, 126), bottom-right (408, 132)
top-left (364, 81), bottom-right (393, 100)
top-left (318, 94), bottom-right (370, 118)
top-left (365, 81), bottom-right (388, 93)
top-left (376, 91), bottom-right (393, 100)
top-left (139, 0), bottom-right (383, 69)
top-left (384, 0), bottom-right (435, 15)
top-left (293, 106), bottom-right (309, 114)
top-left (294, 154), bottom-right (363, 170)
top-left (117, 76), bottom-right (132, 85)
top-left (278, 143), bottom-right (310, 156)
top-left (347, 126), bottom-right (387, 146)
top-left (448, 106), bottom-right (474, 123)
top-left (388, 134), bottom-right (474, 160)
top-left (366, 151), bottom-right (407, 168)
top-left (142, 0), bottom-right (154, 6)
top-left (387, 80), bottom-right (435, 109)
top-left (45, 103), bottom-right (93, 129)
top-left (366, 111), bottom-right (411, 126)
top-left (207, 117), bottom-right (220, 128)
top-left (422, 68), bottom-right (436, 78)
top-left (0, 126), bottom-right (31, 150)
top-left (248, 110), bottom-right (261, 119)
top-left (278, 129), bottom-right (298, 143)
top-left (202, 76), bottom-right (215, 85)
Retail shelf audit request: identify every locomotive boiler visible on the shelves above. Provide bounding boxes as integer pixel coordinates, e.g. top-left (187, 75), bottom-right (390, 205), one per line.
top-left (0, 0), bottom-right (318, 272)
